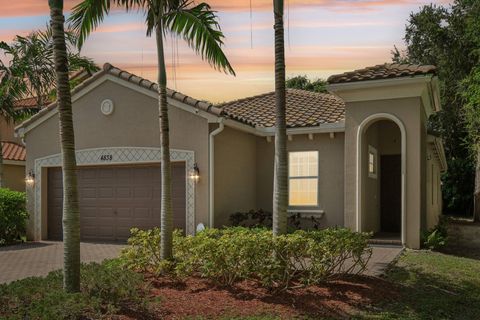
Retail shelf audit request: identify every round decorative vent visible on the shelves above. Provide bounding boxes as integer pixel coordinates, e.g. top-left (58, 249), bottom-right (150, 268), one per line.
top-left (100, 99), bottom-right (114, 115)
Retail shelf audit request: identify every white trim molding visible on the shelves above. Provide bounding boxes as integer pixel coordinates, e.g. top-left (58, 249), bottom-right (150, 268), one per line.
top-left (32, 147), bottom-right (195, 240)
top-left (356, 113), bottom-right (407, 246)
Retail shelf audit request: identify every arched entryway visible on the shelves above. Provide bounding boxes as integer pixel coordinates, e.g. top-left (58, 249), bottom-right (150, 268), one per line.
top-left (356, 113), bottom-right (406, 245)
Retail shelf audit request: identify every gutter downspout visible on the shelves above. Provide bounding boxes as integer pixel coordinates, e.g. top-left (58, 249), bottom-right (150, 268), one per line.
top-left (209, 118), bottom-right (224, 228)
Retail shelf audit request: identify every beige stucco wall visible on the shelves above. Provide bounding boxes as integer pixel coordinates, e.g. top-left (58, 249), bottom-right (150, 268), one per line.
top-left (213, 126), bottom-right (257, 227)
top-left (255, 132), bottom-right (345, 228)
top-left (3, 164), bottom-right (25, 192)
top-left (344, 97), bottom-right (425, 248)
top-left (363, 122), bottom-right (380, 233)
top-left (23, 79), bottom-right (210, 240)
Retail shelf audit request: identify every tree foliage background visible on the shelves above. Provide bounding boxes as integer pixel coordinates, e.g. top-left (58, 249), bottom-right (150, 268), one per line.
top-left (393, 0), bottom-right (480, 216)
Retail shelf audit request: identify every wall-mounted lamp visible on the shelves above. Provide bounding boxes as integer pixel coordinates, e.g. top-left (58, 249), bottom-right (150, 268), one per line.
top-left (190, 163), bottom-right (200, 182)
top-left (25, 170), bottom-right (35, 186)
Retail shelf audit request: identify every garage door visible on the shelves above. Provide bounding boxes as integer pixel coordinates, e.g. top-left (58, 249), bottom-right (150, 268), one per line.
top-left (47, 163), bottom-right (186, 242)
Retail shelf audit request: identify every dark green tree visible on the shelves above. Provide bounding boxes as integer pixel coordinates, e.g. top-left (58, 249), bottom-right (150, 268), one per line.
top-left (286, 75), bottom-right (327, 93)
top-left (394, 0), bottom-right (480, 216)
top-left (462, 68), bottom-right (480, 221)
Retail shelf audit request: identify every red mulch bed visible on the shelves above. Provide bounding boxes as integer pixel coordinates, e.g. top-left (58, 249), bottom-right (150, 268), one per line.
top-left (115, 275), bottom-right (400, 319)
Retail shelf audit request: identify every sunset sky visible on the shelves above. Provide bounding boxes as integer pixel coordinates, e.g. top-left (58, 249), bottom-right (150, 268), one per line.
top-left (0, 0), bottom-right (451, 102)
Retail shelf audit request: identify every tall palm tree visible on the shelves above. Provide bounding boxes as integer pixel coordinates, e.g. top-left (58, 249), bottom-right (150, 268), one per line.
top-left (70, 0), bottom-right (235, 259)
top-left (49, 0), bottom-right (81, 292)
top-left (272, 0), bottom-right (288, 235)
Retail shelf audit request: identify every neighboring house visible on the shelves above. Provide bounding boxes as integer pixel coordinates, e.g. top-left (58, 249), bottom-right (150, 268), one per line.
top-left (0, 97), bottom-right (41, 191)
top-left (16, 63), bottom-right (446, 248)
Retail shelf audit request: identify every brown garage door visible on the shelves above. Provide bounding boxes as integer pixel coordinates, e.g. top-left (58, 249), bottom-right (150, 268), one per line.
top-left (47, 163), bottom-right (186, 242)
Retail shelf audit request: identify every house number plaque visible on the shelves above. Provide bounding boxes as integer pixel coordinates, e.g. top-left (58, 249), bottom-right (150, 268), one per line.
top-left (99, 154), bottom-right (113, 161)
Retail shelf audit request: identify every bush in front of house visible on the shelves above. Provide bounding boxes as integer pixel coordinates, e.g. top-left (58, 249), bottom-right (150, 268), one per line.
top-left (0, 188), bottom-right (28, 246)
top-left (0, 259), bottom-right (148, 319)
top-left (121, 227), bottom-right (372, 289)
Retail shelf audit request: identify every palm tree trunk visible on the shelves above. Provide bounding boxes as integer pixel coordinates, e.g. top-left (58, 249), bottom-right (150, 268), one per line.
top-left (272, 0), bottom-right (288, 235)
top-left (156, 20), bottom-right (174, 260)
top-left (474, 148), bottom-right (480, 222)
top-left (49, 0), bottom-right (81, 293)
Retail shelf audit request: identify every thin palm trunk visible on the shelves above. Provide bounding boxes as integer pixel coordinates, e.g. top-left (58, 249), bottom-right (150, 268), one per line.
top-left (272, 0), bottom-right (288, 235)
top-left (156, 20), bottom-right (174, 260)
top-left (474, 148), bottom-right (480, 222)
top-left (49, 0), bottom-right (81, 292)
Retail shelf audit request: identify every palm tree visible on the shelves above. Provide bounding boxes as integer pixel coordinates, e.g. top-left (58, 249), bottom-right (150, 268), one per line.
top-left (49, 0), bottom-right (81, 292)
top-left (272, 0), bottom-right (288, 235)
top-left (70, 0), bottom-right (235, 259)
top-left (0, 27), bottom-right (98, 108)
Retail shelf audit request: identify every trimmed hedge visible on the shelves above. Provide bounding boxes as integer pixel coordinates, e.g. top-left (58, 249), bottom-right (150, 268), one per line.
top-left (122, 227), bottom-right (372, 289)
top-left (0, 188), bottom-right (28, 246)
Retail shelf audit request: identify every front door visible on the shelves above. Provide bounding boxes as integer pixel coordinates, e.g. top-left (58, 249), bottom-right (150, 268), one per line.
top-left (380, 155), bottom-right (401, 233)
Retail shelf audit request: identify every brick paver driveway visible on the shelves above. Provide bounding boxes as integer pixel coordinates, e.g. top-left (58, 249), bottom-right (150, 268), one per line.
top-left (0, 241), bottom-right (124, 284)
top-left (0, 241), bottom-right (401, 284)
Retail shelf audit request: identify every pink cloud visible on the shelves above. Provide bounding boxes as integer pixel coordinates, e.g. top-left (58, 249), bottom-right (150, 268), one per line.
top-left (0, 0), bottom-right (454, 17)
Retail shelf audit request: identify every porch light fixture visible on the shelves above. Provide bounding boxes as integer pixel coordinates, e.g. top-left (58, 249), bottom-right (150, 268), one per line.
top-left (25, 170), bottom-right (35, 186)
top-left (190, 163), bottom-right (200, 182)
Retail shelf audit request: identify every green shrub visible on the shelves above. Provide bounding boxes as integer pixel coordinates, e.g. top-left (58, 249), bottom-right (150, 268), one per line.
top-left (121, 227), bottom-right (372, 289)
top-left (229, 209), bottom-right (323, 231)
top-left (422, 216), bottom-right (449, 250)
top-left (0, 188), bottom-right (28, 246)
top-left (81, 259), bottom-right (146, 312)
top-left (0, 259), bottom-right (147, 319)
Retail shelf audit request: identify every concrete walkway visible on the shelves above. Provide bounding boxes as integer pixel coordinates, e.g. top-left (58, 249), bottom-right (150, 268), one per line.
top-left (0, 241), bottom-right (124, 284)
top-left (365, 245), bottom-right (404, 276)
top-left (0, 241), bottom-right (402, 284)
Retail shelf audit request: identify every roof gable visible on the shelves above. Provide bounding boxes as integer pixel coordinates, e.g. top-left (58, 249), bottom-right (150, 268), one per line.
top-left (16, 63), bottom-right (221, 135)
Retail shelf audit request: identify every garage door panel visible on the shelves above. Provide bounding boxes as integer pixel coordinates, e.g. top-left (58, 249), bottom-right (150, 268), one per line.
top-left (47, 163), bottom-right (187, 242)
top-left (98, 187), bottom-right (115, 199)
top-left (116, 187), bottom-right (132, 198)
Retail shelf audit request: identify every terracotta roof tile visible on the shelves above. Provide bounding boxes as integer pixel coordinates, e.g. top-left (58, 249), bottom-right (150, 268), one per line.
top-left (217, 89), bottom-right (345, 128)
top-left (1, 141), bottom-right (26, 161)
top-left (327, 63), bottom-right (437, 84)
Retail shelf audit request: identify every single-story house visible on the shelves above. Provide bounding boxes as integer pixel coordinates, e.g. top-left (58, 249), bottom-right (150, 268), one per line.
top-left (16, 63), bottom-right (447, 248)
top-left (1, 103), bottom-right (30, 191)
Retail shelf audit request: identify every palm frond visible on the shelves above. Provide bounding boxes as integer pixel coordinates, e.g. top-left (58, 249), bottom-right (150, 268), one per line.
top-left (69, 0), bottom-right (148, 49)
top-left (69, 0), bottom-right (113, 49)
top-left (164, 1), bottom-right (236, 76)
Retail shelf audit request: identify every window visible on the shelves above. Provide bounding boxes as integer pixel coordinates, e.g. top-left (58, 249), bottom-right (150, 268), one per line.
top-left (368, 145), bottom-right (378, 179)
top-left (288, 151), bottom-right (318, 206)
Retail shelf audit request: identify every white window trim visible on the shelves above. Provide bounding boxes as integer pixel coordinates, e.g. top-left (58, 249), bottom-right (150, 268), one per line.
top-left (288, 150), bottom-right (319, 207)
top-left (368, 145), bottom-right (378, 179)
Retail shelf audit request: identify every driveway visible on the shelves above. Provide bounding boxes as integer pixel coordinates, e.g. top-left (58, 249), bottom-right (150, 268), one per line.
top-left (0, 241), bottom-right (402, 284)
top-left (0, 241), bottom-right (124, 284)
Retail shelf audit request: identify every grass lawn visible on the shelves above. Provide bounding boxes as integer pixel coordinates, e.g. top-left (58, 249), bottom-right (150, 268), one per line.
top-left (1, 249), bottom-right (479, 319)
top-left (359, 249), bottom-right (480, 320)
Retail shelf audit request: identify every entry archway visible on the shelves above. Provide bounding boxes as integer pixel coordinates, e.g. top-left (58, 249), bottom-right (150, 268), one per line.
top-left (356, 113), bottom-right (406, 245)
